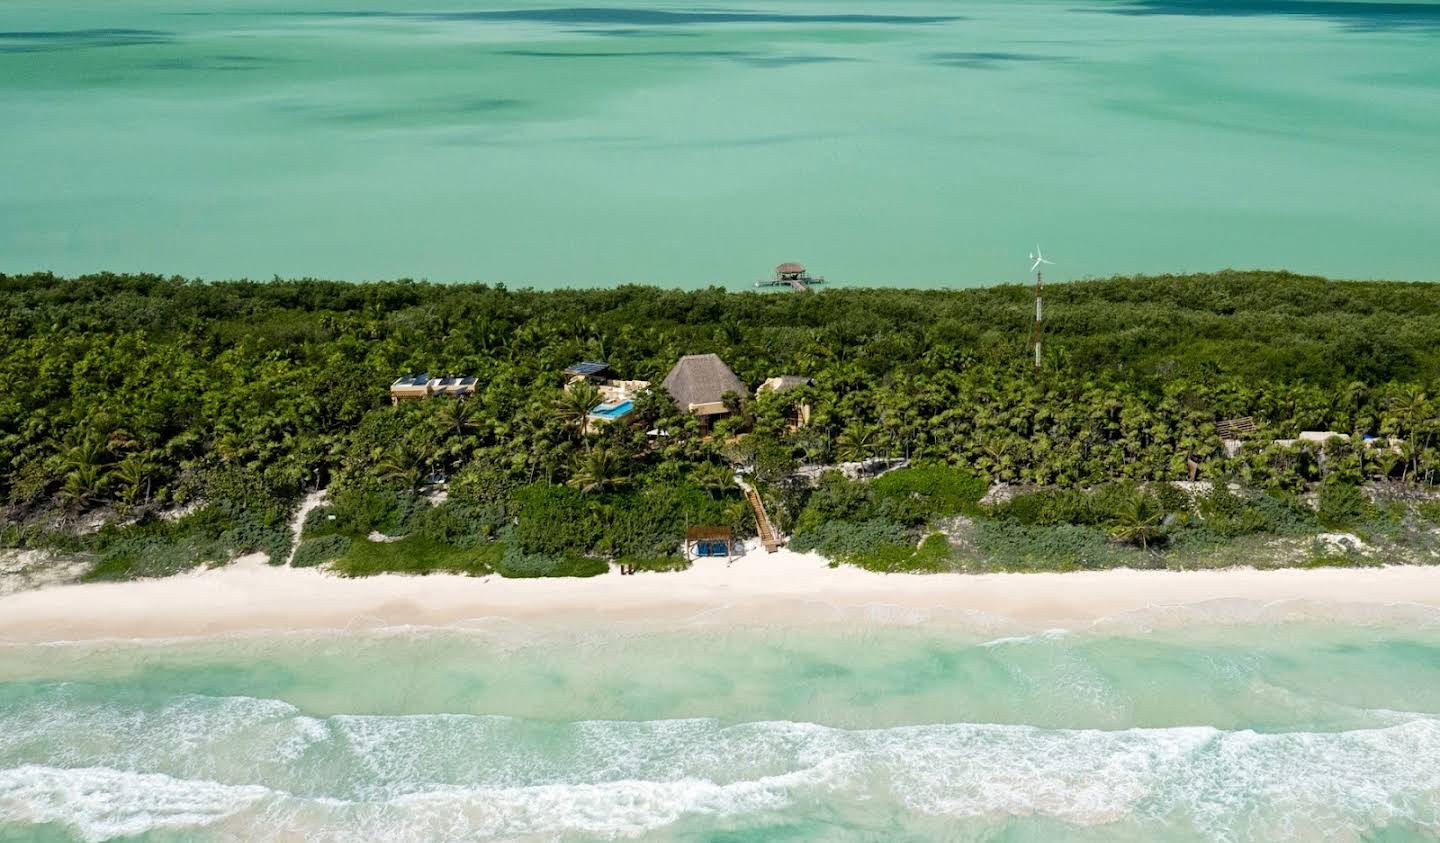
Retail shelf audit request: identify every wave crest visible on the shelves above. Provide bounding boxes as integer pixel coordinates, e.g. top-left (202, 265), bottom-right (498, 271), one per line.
top-left (3, 699), bottom-right (1440, 841)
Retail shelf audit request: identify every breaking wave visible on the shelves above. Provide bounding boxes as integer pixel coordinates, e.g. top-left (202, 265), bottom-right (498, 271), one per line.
top-left (3, 692), bottom-right (1439, 841)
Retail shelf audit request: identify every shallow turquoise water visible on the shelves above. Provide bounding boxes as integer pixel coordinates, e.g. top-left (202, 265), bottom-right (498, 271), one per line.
top-left (2, 1), bottom-right (1439, 286)
top-left (2, 610), bottom-right (1440, 840)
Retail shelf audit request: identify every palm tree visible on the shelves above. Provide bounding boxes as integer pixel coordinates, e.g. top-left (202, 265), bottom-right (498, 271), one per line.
top-left (554, 382), bottom-right (602, 443)
top-left (567, 446), bottom-right (628, 493)
top-left (836, 422), bottom-right (880, 463)
top-left (59, 462), bottom-right (105, 510)
top-left (1388, 385), bottom-right (1432, 481)
top-left (437, 397), bottom-right (482, 439)
top-left (796, 434), bottom-right (827, 466)
top-left (1108, 491), bottom-right (1166, 550)
top-left (61, 431), bottom-right (108, 474)
top-left (57, 431), bottom-right (111, 510)
top-left (377, 442), bottom-right (430, 493)
top-left (112, 452), bottom-right (157, 507)
top-left (694, 462), bottom-right (736, 500)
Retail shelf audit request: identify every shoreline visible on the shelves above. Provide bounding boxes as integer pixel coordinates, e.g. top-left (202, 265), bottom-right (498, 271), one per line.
top-left (3, 547), bottom-right (1440, 644)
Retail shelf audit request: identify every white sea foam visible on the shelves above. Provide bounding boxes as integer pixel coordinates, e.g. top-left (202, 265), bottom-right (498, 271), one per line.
top-left (5, 706), bottom-right (1440, 841)
top-left (978, 627), bottom-right (1073, 648)
top-left (0, 765), bottom-right (272, 842)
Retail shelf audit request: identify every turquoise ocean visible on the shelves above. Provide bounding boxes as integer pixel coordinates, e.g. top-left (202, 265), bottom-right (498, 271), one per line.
top-left (3, 606), bottom-right (1440, 841)
top-left (3, 0), bottom-right (1440, 286)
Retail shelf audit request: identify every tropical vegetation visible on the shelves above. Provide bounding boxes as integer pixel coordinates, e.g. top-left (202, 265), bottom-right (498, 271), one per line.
top-left (2, 270), bottom-right (1438, 578)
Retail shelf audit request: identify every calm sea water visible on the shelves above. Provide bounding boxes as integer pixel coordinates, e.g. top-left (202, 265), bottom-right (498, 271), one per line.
top-left (2, 608), bottom-right (1440, 841)
top-left (2, 0), bottom-right (1439, 286)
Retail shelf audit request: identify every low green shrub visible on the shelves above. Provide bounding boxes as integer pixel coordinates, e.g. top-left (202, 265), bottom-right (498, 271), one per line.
top-left (82, 502), bottom-right (290, 580)
top-left (852, 530), bottom-right (956, 576)
top-left (968, 521), bottom-right (1142, 572)
top-left (1301, 553), bottom-right (1381, 569)
top-left (85, 533), bottom-right (228, 581)
top-left (412, 501), bottom-right (506, 548)
top-left (791, 472), bottom-right (875, 535)
top-left (1317, 480), bottom-right (1374, 530)
top-left (616, 555), bottom-right (690, 573)
top-left (330, 535), bottom-right (500, 577)
top-left (872, 464), bottom-right (988, 521)
top-left (0, 524), bottom-right (88, 554)
top-left (510, 484), bottom-right (603, 556)
top-left (1415, 500), bottom-right (1440, 527)
top-left (789, 518), bottom-right (910, 560)
top-left (1247, 490), bottom-right (1318, 534)
top-left (993, 488), bottom-right (1102, 527)
top-left (291, 534), bottom-right (352, 568)
top-left (1154, 482), bottom-right (1191, 514)
top-left (493, 546), bottom-right (609, 578)
top-left (1195, 484), bottom-right (1270, 538)
top-left (790, 520), bottom-right (958, 573)
top-left (307, 488), bottom-right (428, 539)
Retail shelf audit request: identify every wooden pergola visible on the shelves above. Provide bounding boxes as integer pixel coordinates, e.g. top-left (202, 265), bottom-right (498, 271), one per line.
top-left (1216, 416), bottom-right (1258, 438)
top-left (685, 526), bottom-right (734, 560)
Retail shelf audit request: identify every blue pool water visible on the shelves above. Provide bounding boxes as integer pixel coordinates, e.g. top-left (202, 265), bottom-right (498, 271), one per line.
top-left (589, 400), bottom-right (634, 420)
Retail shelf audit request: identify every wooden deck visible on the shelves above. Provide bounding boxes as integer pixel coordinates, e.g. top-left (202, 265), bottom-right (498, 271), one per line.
top-left (754, 274), bottom-right (825, 293)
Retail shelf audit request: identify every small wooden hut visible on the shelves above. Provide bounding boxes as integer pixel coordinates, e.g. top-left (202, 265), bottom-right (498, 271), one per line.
top-left (685, 526), bottom-right (734, 560)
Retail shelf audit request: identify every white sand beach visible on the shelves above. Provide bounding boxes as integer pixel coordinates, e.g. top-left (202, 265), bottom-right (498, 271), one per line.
top-left (3, 547), bottom-right (1440, 643)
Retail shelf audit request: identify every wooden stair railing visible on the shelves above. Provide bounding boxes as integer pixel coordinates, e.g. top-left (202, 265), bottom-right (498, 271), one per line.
top-left (741, 483), bottom-right (784, 553)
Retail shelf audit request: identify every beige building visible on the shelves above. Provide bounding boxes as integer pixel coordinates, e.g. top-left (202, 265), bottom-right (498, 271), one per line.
top-left (389, 374), bottom-right (477, 404)
top-left (563, 361), bottom-right (649, 405)
top-left (757, 375), bottom-right (815, 428)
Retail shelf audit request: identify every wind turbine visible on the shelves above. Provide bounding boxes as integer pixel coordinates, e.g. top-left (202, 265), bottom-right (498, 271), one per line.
top-left (1029, 245), bottom-right (1054, 373)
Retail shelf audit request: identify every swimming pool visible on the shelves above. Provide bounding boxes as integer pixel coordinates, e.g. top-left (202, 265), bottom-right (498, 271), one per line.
top-left (588, 400), bottom-right (634, 421)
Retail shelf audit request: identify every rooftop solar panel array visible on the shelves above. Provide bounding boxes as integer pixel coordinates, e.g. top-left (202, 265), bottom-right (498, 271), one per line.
top-left (564, 361), bottom-right (610, 376)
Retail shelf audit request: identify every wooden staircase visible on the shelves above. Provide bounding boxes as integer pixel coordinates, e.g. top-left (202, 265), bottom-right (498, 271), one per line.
top-left (741, 482), bottom-right (784, 553)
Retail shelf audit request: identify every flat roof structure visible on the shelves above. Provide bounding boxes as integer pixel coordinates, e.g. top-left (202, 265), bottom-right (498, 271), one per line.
top-left (564, 361), bottom-right (611, 377)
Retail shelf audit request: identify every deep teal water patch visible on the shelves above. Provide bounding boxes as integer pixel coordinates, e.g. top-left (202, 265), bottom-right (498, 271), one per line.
top-left (1100, 0), bottom-right (1440, 31)
top-left (0, 29), bottom-right (172, 53)
top-left (302, 8), bottom-right (965, 26)
top-left (928, 50), bottom-right (1070, 68)
top-left (496, 48), bottom-right (750, 59)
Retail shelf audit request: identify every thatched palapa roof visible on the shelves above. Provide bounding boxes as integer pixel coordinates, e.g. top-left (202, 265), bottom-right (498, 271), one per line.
top-left (663, 354), bottom-right (746, 415)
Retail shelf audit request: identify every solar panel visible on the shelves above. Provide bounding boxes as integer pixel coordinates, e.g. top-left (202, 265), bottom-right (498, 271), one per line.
top-left (564, 361), bottom-right (609, 376)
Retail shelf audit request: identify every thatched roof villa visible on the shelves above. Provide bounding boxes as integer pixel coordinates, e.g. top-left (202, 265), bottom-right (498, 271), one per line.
top-left (662, 354), bottom-right (745, 420)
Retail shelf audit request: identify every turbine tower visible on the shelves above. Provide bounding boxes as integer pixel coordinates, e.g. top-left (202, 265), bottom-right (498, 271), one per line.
top-left (1029, 246), bottom-right (1054, 373)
